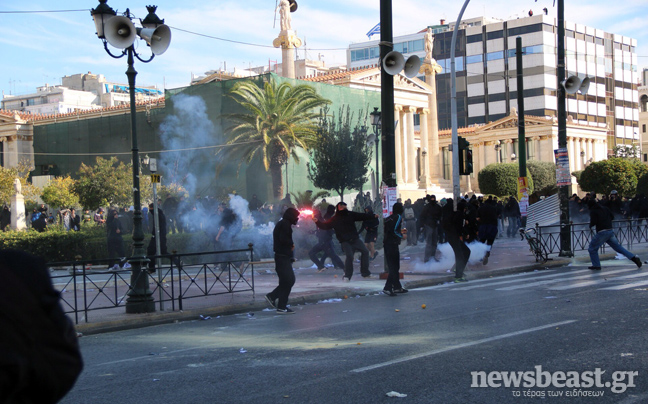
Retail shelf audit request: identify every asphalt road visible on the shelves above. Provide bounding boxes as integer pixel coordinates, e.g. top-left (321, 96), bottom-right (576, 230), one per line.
top-left (61, 260), bottom-right (648, 404)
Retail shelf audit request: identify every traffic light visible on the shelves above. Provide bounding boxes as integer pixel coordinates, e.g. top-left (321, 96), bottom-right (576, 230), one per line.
top-left (458, 136), bottom-right (473, 175)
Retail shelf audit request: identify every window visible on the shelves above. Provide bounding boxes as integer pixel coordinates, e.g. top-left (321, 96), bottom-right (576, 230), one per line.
top-left (486, 51), bottom-right (503, 61)
top-left (467, 34), bottom-right (483, 44)
top-left (466, 54), bottom-right (483, 64)
top-left (643, 124), bottom-right (646, 133)
top-left (486, 30), bottom-right (503, 40)
top-left (507, 23), bottom-right (542, 37)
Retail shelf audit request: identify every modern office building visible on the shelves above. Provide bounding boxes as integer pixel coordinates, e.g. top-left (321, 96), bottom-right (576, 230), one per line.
top-left (348, 13), bottom-right (639, 152)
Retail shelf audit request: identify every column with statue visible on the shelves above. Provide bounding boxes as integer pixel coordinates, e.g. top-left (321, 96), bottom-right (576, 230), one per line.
top-left (11, 178), bottom-right (26, 230)
top-left (419, 28), bottom-right (443, 182)
top-left (273, 0), bottom-right (301, 79)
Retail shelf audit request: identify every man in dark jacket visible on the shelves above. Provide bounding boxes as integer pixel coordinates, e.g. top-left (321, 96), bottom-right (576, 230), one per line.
top-left (419, 195), bottom-right (443, 263)
top-left (147, 204), bottom-right (182, 273)
top-left (313, 202), bottom-right (377, 281)
top-left (442, 199), bottom-right (471, 282)
top-left (308, 205), bottom-right (344, 271)
top-left (587, 198), bottom-right (641, 270)
top-left (266, 207), bottom-right (300, 314)
top-left (382, 202), bottom-right (408, 296)
top-left (477, 196), bottom-right (499, 265)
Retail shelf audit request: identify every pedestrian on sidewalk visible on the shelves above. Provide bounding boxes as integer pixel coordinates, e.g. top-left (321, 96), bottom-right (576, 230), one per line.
top-left (477, 196), bottom-right (499, 265)
top-left (403, 199), bottom-right (417, 246)
top-left (266, 207), bottom-right (300, 314)
top-left (442, 199), bottom-right (471, 282)
top-left (313, 202), bottom-right (378, 281)
top-left (587, 198), bottom-right (642, 270)
top-left (106, 209), bottom-right (130, 271)
top-left (308, 205), bottom-right (345, 272)
top-left (420, 195), bottom-right (442, 263)
top-left (360, 205), bottom-right (380, 261)
top-left (382, 202), bottom-right (408, 296)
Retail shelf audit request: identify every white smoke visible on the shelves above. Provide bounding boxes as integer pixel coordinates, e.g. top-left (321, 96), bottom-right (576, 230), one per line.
top-left (228, 194), bottom-right (254, 228)
top-left (413, 241), bottom-right (492, 272)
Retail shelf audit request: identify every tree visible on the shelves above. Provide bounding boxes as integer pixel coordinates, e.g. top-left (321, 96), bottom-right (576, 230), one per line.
top-left (73, 157), bottom-right (149, 210)
top-left (220, 77), bottom-right (331, 200)
top-left (290, 190), bottom-right (329, 209)
top-left (477, 163), bottom-right (534, 197)
top-left (41, 176), bottom-right (79, 209)
top-left (0, 162), bottom-right (39, 207)
top-left (307, 107), bottom-right (372, 201)
top-left (526, 160), bottom-right (557, 195)
top-left (611, 144), bottom-right (641, 159)
top-left (578, 157), bottom-right (644, 197)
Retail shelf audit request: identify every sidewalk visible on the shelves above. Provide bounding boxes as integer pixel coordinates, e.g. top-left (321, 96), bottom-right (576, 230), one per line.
top-left (71, 236), bottom-right (648, 335)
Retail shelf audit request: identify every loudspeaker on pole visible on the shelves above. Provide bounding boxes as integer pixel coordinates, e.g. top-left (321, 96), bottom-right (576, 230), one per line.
top-left (137, 25), bottom-right (172, 55)
top-left (104, 15), bottom-right (136, 49)
top-left (383, 51), bottom-right (405, 76)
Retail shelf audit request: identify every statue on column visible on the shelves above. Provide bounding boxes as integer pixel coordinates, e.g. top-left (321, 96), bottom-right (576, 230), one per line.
top-left (278, 0), bottom-right (292, 31)
top-left (424, 28), bottom-right (434, 61)
top-left (10, 178), bottom-right (26, 231)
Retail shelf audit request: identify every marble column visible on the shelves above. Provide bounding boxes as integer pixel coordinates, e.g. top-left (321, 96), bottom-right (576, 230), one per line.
top-left (418, 108), bottom-right (430, 187)
top-left (405, 106), bottom-right (417, 184)
top-left (420, 59), bottom-right (442, 182)
top-left (394, 105), bottom-right (403, 186)
top-left (585, 138), bottom-right (593, 165)
top-left (273, 30), bottom-right (302, 79)
top-left (567, 136), bottom-right (575, 173)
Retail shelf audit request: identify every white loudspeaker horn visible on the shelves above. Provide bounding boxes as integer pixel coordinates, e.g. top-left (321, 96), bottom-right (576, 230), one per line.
top-left (562, 75), bottom-right (581, 94)
top-left (578, 77), bottom-right (591, 94)
top-left (403, 55), bottom-right (422, 78)
top-left (104, 16), bottom-right (136, 49)
top-left (383, 51), bottom-right (405, 75)
top-left (138, 25), bottom-right (171, 55)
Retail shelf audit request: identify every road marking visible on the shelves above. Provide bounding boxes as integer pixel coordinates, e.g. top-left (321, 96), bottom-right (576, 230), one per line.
top-left (550, 271), bottom-right (648, 290)
top-left (350, 320), bottom-right (577, 373)
top-left (599, 279), bottom-right (648, 290)
top-left (496, 267), bottom-right (638, 290)
top-left (453, 269), bottom-right (589, 290)
top-left (416, 270), bottom-right (555, 290)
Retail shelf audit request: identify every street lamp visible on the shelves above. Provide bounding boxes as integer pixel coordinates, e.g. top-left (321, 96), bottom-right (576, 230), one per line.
top-left (369, 107), bottom-right (382, 193)
top-left (494, 140), bottom-right (501, 163)
top-left (91, 0), bottom-right (171, 314)
top-left (511, 153), bottom-right (517, 162)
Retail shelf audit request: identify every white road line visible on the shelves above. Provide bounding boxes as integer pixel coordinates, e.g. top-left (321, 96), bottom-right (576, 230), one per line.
top-left (452, 269), bottom-right (590, 291)
top-left (350, 320), bottom-right (577, 373)
top-left (417, 270), bottom-right (551, 290)
top-left (550, 271), bottom-right (648, 290)
top-left (496, 267), bottom-right (639, 291)
top-left (599, 279), bottom-right (648, 290)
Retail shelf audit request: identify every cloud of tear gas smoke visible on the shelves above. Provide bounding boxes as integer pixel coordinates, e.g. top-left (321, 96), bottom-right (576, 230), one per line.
top-left (158, 93), bottom-right (216, 198)
top-left (413, 241), bottom-right (492, 272)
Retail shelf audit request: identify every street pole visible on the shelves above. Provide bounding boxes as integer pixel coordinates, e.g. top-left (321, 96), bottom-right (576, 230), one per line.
top-left (516, 37), bottom-right (528, 228)
top-left (557, 0), bottom-right (573, 256)
top-left (150, 158), bottom-right (163, 311)
top-left (124, 47), bottom-right (155, 313)
top-left (450, 0), bottom-right (471, 209)
top-left (379, 0), bottom-right (395, 188)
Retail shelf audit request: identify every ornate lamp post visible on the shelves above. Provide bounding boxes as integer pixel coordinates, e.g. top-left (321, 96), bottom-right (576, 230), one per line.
top-left (369, 107), bottom-right (382, 193)
top-left (91, 0), bottom-right (171, 313)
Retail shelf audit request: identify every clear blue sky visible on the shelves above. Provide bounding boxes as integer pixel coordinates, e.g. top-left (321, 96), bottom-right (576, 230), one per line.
top-left (1, 0), bottom-right (646, 97)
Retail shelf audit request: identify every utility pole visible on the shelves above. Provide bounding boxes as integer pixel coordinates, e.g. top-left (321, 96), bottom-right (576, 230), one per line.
top-left (557, 0), bottom-right (572, 256)
top-left (379, 0), bottom-right (395, 188)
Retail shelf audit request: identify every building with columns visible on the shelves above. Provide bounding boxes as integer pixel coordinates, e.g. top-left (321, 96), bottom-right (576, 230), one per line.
top-left (437, 109), bottom-right (608, 193)
top-left (0, 111), bottom-right (35, 169)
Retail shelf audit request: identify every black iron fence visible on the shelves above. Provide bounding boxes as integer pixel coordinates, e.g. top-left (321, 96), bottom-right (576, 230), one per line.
top-left (49, 244), bottom-right (257, 324)
top-left (535, 219), bottom-right (648, 257)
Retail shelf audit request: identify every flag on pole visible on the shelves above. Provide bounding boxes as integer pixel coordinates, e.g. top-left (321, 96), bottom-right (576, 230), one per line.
top-left (366, 22), bottom-right (380, 39)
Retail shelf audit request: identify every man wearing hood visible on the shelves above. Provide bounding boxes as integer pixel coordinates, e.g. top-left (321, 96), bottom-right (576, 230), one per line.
top-left (383, 202), bottom-right (408, 296)
top-left (266, 207), bottom-right (300, 314)
top-left (419, 195), bottom-right (442, 263)
top-left (587, 197), bottom-right (641, 270)
top-left (308, 205), bottom-right (344, 271)
top-left (442, 199), bottom-right (471, 282)
top-left (313, 202), bottom-right (378, 281)
top-left (360, 206), bottom-right (380, 261)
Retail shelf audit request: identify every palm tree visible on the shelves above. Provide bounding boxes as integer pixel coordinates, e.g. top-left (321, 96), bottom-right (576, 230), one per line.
top-left (220, 77), bottom-right (331, 200)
